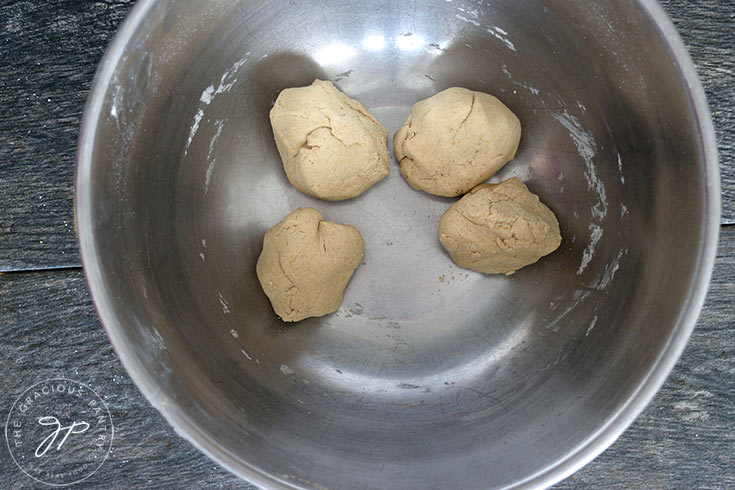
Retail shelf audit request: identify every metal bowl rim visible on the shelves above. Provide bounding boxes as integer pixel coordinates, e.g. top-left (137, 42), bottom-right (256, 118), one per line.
top-left (74, 0), bottom-right (721, 488)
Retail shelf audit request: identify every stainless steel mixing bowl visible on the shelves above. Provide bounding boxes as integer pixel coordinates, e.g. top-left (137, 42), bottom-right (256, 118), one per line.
top-left (76, 1), bottom-right (720, 488)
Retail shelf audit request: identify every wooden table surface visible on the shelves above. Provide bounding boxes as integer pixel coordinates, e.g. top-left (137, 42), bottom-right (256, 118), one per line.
top-left (1, 1), bottom-right (733, 488)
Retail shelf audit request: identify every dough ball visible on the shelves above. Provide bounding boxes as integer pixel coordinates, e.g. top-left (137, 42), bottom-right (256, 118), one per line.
top-left (439, 178), bottom-right (561, 275)
top-left (269, 80), bottom-right (390, 201)
top-left (256, 208), bottom-right (364, 322)
top-left (395, 87), bottom-right (521, 197)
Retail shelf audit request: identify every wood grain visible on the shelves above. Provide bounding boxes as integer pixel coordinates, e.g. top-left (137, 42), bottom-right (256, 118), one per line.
top-left (0, 268), bottom-right (254, 489)
top-left (0, 0), bottom-right (733, 487)
top-left (661, 0), bottom-right (735, 224)
top-left (0, 0), bottom-right (733, 272)
top-left (1, 227), bottom-right (733, 489)
top-left (0, 1), bottom-right (134, 272)
top-left (557, 225), bottom-right (735, 489)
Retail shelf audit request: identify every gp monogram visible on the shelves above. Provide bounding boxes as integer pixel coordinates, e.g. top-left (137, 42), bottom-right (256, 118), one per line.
top-left (5, 378), bottom-right (113, 486)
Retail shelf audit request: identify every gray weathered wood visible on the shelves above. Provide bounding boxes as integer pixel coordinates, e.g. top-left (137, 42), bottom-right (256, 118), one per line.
top-left (0, 0), bottom-right (733, 272)
top-left (660, 0), bottom-right (735, 225)
top-left (0, 1), bottom-right (135, 272)
top-left (557, 224), bottom-right (735, 489)
top-left (0, 268), bottom-right (254, 489)
top-left (1, 0), bottom-right (734, 487)
top-left (1, 227), bottom-right (733, 489)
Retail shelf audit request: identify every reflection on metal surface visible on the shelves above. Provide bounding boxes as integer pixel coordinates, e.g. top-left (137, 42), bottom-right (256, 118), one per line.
top-left (361, 34), bottom-right (385, 52)
top-left (395, 33), bottom-right (425, 51)
top-left (76, 1), bottom-right (720, 489)
top-left (304, 324), bottom-right (531, 395)
top-left (313, 43), bottom-right (356, 66)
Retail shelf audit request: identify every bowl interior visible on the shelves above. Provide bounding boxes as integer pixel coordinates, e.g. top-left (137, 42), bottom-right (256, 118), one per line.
top-left (79, 0), bottom-right (715, 488)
